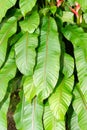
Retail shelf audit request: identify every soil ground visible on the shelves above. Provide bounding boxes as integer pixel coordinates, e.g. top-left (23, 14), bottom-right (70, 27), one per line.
top-left (7, 91), bottom-right (20, 130)
top-left (7, 109), bottom-right (17, 130)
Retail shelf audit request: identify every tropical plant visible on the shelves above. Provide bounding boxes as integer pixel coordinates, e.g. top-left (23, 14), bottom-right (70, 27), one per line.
top-left (0, 0), bottom-right (87, 130)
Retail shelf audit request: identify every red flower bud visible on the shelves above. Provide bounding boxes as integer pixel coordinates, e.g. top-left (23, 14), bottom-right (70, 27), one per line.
top-left (75, 2), bottom-right (80, 12)
top-left (56, 0), bottom-right (63, 7)
top-left (70, 7), bottom-right (78, 17)
top-left (70, 2), bottom-right (80, 18)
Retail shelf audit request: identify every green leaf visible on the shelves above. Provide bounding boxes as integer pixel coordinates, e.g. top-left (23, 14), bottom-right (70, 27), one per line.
top-left (62, 25), bottom-right (87, 86)
top-left (13, 9), bottom-right (22, 20)
top-left (15, 32), bottom-right (38, 75)
top-left (62, 25), bottom-right (87, 64)
top-left (83, 13), bottom-right (87, 24)
top-left (63, 53), bottom-right (74, 78)
top-left (19, 0), bottom-right (37, 17)
top-left (70, 112), bottom-right (80, 130)
top-left (44, 103), bottom-right (65, 130)
top-left (49, 75), bottom-right (74, 120)
top-left (47, 0), bottom-right (51, 2)
top-left (0, 17), bottom-right (17, 67)
top-left (62, 11), bottom-right (74, 24)
top-left (39, 8), bottom-right (49, 16)
top-left (62, 25), bottom-right (87, 130)
top-left (14, 92), bottom-right (43, 130)
top-left (73, 84), bottom-right (87, 130)
top-left (23, 76), bottom-right (36, 102)
top-left (0, 0), bottom-right (16, 22)
top-left (50, 6), bottom-right (57, 15)
top-left (0, 96), bottom-right (10, 130)
top-left (10, 32), bottom-right (23, 46)
top-left (73, 47), bottom-right (87, 130)
top-left (33, 16), bottom-right (61, 100)
top-left (20, 11), bottom-right (40, 33)
top-left (67, 0), bottom-right (74, 5)
top-left (74, 47), bottom-right (87, 82)
top-left (0, 48), bottom-right (17, 102)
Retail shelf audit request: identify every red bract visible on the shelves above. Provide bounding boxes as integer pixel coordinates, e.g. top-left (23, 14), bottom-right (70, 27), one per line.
top-left (75, 2), bottom-right (80, 12)
top-left (56, 0), bottom-right (63, 7)
top-left (70, 7), bottom-right (78, 17)
top-left (70, 2), bottom-right (80, 18)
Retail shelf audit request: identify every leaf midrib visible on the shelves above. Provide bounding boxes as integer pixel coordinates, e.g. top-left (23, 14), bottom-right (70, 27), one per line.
top-left (43, 17), bottom-right (50, 84)
top-left (25, 32), bottom-right (28, 68)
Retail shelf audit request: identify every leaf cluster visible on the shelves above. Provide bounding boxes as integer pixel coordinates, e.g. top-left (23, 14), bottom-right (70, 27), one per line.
top-left (0, 0), bottom-right (87, 130)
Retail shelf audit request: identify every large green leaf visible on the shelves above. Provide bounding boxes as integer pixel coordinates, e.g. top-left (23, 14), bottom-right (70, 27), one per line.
top-left (62, 25), bottom-right (87, 92)
top-left (49, 75), bottom-right (74, 120)
top-left (15, 32), bottom-right (38, 75)
top-left (33, 16), bottom-right (61, 100)
top-left (73, 84), bottom-right (87, 130)
top-left (62, 11), bottom-right (74, 24)
top-left (62, 25), bottom-right (87, 61)
top-left (44, 103), bottom-right (65, 130)
top-left (14, 92), bottom-right (43, 130)
top-left (20, 10), bottom-right (40, 33)
top-left (0, 17), bottom-right (17, 68)
top-left (23, 76), bottom-right (36, 102)
top-left (83, 13), bottom-right (87, 24)
top-left (0, 96), bottom-right (10, 130)
top-left (19, 0), bottom-right (37, 17)
top-left (62, 25), bottom-right (87, 130)
top-left (0, 0), bottom-right (16, 22)
top-left (0, 48), bottom-right (17, 102)
top-left (63, 53), bottom-right (74, 78)
top-left (70, 112), bottom-right (80, 130)
top-left (73, 47), bottom-right (87, 130)
top-left (62, 25), bottom-right (87, 81)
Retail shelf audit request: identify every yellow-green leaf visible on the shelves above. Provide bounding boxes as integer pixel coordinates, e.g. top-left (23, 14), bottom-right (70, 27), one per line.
top-left (20, 11), bottom-right (40, 33)
top-left (0, 0), bottom-right (16, 22)
top-left (19, 0), bottom-right (37, 16)
top-left (0, 17), bottom-right (17, 67)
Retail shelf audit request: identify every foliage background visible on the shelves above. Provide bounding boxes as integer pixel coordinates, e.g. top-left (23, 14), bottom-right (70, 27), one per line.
top-left (0, 0), bottom-right (87, 130)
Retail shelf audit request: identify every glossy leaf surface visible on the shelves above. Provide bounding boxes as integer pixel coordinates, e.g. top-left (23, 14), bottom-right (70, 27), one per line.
top-left (33, 16), bottom-right (60, 100)
top-left (0, 17), bottom-right (17, 67)
top-left (62, 25), bottom-right (87, 130)
top-left (0, 96), bottom-right (10, 130)
top-left (63, 53), bottom-right (74, 78)
top-left (0, 0), bottom-right (16, 22)
top-left (14, 92), bottom-right (43, 130)
top-left (70, 112), bottom-right (80, 130)
top-left (49, 76), bottom-right (74, 120)
top-left (44, 103), bottom-right (65, 130)
top-left (23, 76), bottom-right (36, 102)
top-left (19, 0), bottom-right (37, 16)
top-left (0, 48), bottom-right (17, 102)
top-left (20, 11), bottom-right (40, 33)
top-left (15, 32), bottom-right (38, 75)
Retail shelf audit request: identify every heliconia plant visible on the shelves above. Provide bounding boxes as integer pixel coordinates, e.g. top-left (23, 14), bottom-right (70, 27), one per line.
top-left (0, 0), bottom-right (87, 130)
